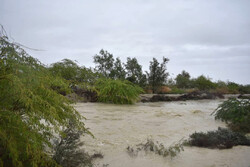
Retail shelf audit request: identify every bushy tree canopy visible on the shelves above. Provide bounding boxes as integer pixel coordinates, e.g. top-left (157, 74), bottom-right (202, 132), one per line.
top-left (147, 57), bottom-right (169, 93)
top-left (175, 70), bottom-right (191, 88)
top-left (125, 57), bottom-right (146, 87)
top-left (95, 78), bottom-right (143, 104)
top-left (0, 35), bottom-right (90, 166)
top-left (93, 49), bottom-right (114, 78)
top-left (194, 75), bottom-right (216, 90)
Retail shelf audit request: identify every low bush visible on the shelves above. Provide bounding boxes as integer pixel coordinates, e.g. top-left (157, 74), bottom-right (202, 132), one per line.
top-left (167, 86), bottom-right (186, 94)
top-left (95, 78), bottom-right (144, 104)
top-left (53, 123), bottom-right (101, 167)
top-left (186, 128), bottom-right (250, 149)
top-left (127, 139), bottom-right (184, 158)
top-left (212, 98), bottom-right (250, 133)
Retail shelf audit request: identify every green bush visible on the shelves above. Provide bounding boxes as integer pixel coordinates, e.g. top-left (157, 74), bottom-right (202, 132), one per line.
top-left (194, 75), bottom-right (216, 90)
top-left (95, 78), bottom-right (144, 104)
top-left (168, 86), bottom-right (187, 94)
top-left (227, 82), bottom-right (240, 94)
top-left (239, 84), bottom-right (250, 94)
top-left (186, 128), bottom-right (250, 149)
top-left (212, 98), bottom-right (250, 132)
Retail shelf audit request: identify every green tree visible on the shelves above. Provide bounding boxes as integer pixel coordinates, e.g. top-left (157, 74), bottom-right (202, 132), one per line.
top-left (147, 57), bottom-right (169, 93)
top-left (49, 59), bottom-right (80, 83)
top-left (78, 67), bottom-right (102, 85)
top-left (194, 75), bottom-right (216, 90)
top-left (227, 81), bottom-right (240, 93)
top-left (0, 34), bottom-right (90, 166)
top-left (110, 57), bottom-right (126, 80)
top-left (239, 84), bottom-right (250, 94)
top-left (93, 49), bottom-right (114, 78)
top-left (125, 57), bottom-right (146, 87)
top-left (175, 70), bottom-right (191, 88)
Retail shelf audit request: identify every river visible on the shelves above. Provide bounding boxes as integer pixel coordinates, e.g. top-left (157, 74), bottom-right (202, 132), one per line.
top-left (75, 99), bottom-right (250, 167)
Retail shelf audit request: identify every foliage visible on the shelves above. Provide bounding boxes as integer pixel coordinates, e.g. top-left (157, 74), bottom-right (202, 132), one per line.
top-left (212, 98), bottom-right (250, 132)
top-left (49, 59), bottom-right (80, 83)
top-left (110, 57), bottom-right (126, 80)
top-left (194, 75), bottom-right (216, 90)
top-left (95, 78), bottom-right (144, 104)
top-left (226, 81), bottom-right (240, 94)
top-left (0, 34), bottom-right (90, 166)
top-left (49, 76), bottom-right (72, 96)
top-left (168, 86), bottom-right (186, 94)
top-left (78, 67), bottom-right (102, 85)
top-left (127, 139), bottom-right (184, 158)
top-left (147, 57), bottom-right (169, 93)
top-left (175, 70), bottom-right (191, 88)
top-left (53, 122), bottom-right (100, 167)
top-left (93, 49), bottom-right (114, 78)
top-left (239, 84), bottom-right (250, 94)
top-left (125, 57), bottom-right (147, 87)
top-left (186, 128), bottom-right (250, 149)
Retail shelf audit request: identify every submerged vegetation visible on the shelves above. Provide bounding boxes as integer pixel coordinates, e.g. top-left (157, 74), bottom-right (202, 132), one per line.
top-left (187, 98), bottom-right (250, 150)
top-left (186, 128), bottom-right (250, 149)
top-left (53, 123), bottom-right (102, 167)
top-left (212, 98), bottom-right (250, 133)
top-left (127, 139), bottom-right (184, 158)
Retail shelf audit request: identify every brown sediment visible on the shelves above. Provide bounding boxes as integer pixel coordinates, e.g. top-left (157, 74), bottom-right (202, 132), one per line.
top-left (76, 100), bottom-right (250, 167)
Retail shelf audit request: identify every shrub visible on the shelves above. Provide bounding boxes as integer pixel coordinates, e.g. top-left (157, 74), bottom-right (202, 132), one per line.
top-left (167, 86), bottom-right (186, 94)
top-left (127, 139), bottom-right (184, 158)
top-left (95, 78), bottom-right (144, 104)
top-left (53, 122), bottom-right (101, 167)
top-left (194, 75), bottom-right (216, 90)
top-left (239, 84), bottom-right (250, 94)
top-left (212, 98), bottom-right (250, 132)
top-left (227, 82), bottom-right (240, 94)
top-left (186, 128), bottom-right (250, 149)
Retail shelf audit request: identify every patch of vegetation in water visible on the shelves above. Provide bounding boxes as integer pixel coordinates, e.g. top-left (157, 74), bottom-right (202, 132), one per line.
top-left (53, 123), bottom-right (103, 167)
top-left (212, 98), bottom-right (250, 133)
top-left (186, 128), bottom-right (250, 149)
top-left (127, 139), bottom-right (184, 158)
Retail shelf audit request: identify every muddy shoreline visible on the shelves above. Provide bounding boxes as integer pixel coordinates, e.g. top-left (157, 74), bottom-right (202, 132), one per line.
top-left (68, 87), bottom-right (249, 103)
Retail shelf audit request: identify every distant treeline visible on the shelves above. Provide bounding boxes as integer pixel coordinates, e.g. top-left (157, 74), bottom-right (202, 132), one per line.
top-left (49, 49), bottom-right (250, 94)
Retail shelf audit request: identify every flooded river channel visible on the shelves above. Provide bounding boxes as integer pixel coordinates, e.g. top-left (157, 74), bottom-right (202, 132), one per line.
top-left (75, 99), bottom-right (250, 167)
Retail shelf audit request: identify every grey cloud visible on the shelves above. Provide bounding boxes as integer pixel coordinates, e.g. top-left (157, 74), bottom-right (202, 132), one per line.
top-left (1, 0), bottom-right (250, 84)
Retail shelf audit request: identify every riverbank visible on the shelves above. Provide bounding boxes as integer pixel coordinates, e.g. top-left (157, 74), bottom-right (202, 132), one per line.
top-left (67, 87), bottom-right (249, 103)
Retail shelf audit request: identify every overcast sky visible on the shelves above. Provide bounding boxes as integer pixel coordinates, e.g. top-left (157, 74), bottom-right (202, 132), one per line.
top-left (1, 0), bottom-right (250, 84)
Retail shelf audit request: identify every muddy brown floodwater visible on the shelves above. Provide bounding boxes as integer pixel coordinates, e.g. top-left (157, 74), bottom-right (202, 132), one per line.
top-left (75, 99), bottom-right (250, 167)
